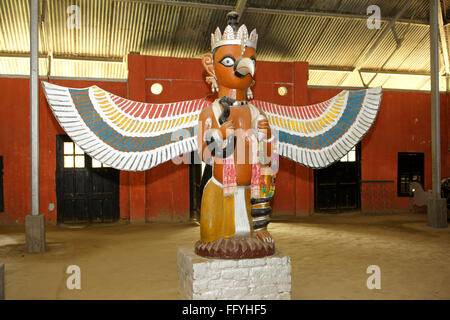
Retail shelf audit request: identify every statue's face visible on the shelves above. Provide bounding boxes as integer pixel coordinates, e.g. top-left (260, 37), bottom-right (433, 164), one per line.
top-left (213, 45), bottom-right (256, 90)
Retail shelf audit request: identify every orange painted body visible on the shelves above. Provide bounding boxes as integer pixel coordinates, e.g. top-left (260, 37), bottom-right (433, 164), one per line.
top-left (198, 105), bottom-right (255, 185)
top-left (199, 45), bottom-right (272, 186)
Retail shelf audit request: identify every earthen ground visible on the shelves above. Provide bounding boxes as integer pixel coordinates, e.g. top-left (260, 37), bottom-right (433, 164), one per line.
top-left (0, 213), bottom-right (449, 299)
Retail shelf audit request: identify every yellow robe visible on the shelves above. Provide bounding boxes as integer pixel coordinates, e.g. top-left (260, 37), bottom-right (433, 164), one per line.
top-left (200, 100), bottom-right (262, 243)
top-left (200, 177), bottom-right (253, 243)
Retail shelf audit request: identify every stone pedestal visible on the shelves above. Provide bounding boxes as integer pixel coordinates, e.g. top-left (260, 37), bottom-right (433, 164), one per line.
top-left (177, 246), bottom-right (291, 300)
top-left (25, 214), bottom-right (46, 253)
top-left (0, 263), bottom-right (4, 300)
top-left (427, 198), bottom-right (448, 228)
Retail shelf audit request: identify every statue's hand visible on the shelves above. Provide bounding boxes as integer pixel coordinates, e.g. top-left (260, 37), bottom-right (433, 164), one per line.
top-left (220, 120), bottom-right (235, 138)
top-left (257, 118), bottom-right (271, 139)
top-left (257, 118), bottom-right (269, 131)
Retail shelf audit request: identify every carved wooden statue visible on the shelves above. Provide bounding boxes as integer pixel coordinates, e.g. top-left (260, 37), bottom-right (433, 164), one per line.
top-left (42, 12), bottom-right (382, 259)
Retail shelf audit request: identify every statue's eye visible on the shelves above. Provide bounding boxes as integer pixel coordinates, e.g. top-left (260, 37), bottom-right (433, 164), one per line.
top-left (219, 56), bottom-right (235, 67)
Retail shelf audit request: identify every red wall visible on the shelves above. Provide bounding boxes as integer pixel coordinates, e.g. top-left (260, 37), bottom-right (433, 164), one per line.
top-left (0, 77), bottom-right (127, 224)
top-left (309, 87), bottom-right (449, 211)
top-left (0, 55), bottom-right (448, 224)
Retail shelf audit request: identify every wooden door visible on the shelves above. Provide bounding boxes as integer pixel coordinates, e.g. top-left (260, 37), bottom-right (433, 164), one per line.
top-left (314, 143), bottom-right (361, 213)
top-left (56, 135), bottom-right (119, 224)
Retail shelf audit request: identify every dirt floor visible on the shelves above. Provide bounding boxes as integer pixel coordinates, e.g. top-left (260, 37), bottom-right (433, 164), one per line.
top-left (0, 212), bottom-right (449, 299)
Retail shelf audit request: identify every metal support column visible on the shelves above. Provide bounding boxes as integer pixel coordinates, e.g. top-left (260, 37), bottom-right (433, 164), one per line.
top-left (26, 0), bottom-right (46, 252)
top-left (30, 0), bottom-right (39, 216)
top-left (427, 0), bottom-right (448, 228)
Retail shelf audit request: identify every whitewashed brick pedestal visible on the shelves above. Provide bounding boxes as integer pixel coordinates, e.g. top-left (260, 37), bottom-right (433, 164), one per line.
top-left (177, 246), bottom-right (291, 300)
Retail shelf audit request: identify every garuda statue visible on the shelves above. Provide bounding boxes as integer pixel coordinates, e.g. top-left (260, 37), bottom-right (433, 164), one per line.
top-left (42, 12), bottom-right (381, 259)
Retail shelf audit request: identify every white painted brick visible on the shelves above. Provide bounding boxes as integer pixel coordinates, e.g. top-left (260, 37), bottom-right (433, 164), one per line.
top-left (259, 274), bottom-right (281, 285)
top-left (238, 258), bottom-right (266, 267)
top-left (220, 260), bottom-right (239, 268)
top-left (278, 274), bottom-right (291, 284)
top-left (281, 264), bottom-right (291, 274)
top-left (178, 247), bottom-right (291, 300)
top-left (207, 270), bottom-right (221, 280)
top-left (208, 261), bottom-right (220, 270)
top-left (266, 256), bottom-right (282, 266)
top-left (250, 285), bottom-right (277, 296)
top-left (277, 282), bottom-right (291, 292)
top-left (250, 266), bottom-right (267, 278)
top-left (281, 256), bottom-right (290, 264)
top-left (221, 287), bottom-right (249, 299)
top-left (279, 292), bottom-right (291, 300)
top-left (192, 263), bottom-right (209, 280)
top-left (197, 290), bottom-right (220, 300)
top-left (207, 260), bottom-right (238, 271)
top-left (192, 279), bottom-right (209, 293)
top-left (208, 279), bottom-right (236, 290)
top-left (250, 266), bottom-right (275, 282)
top-left (221, 268), bottom-right (249, 280)
top-left (263, 293), bottom-right (279, 300)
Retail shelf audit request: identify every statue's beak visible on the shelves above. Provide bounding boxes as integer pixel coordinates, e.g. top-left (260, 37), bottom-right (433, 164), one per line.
top-left (234, 57), bottom-right (255, 78)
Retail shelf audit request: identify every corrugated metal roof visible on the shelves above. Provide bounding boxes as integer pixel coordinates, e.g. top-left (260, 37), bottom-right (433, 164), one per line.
top-left (0, 0), bottom-right (448, 91)
top-left (0, 57), bottom-right (48, 75)
top-left (308, 69), bottom-right (448, 92)
top-left (246, 0), bottom-right (430, 22)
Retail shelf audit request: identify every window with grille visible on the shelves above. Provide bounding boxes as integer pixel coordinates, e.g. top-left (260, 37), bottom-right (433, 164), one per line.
top-left (63, 141), bottom-right (110, 169)
top-left (92, 158), bottom-right (109, 168)
top-left (340, 146), bottom-right (356, 162)
top-left (398, 152), bottom-right (424, 197)
top-left (63, 142), bottom-right (85, 168)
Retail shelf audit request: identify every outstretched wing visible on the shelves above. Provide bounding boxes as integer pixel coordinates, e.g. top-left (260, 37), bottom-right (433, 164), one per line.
top-left (252, 87), bottom-right (382, 168)
top-left (42, 82), bottom-right (208, 171)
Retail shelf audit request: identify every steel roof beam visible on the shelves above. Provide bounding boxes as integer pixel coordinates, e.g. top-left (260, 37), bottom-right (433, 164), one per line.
top-left (309, 65), bottom-right (434, 77)
top-left (235, 0), bottom-right (247, 22)
top-left (0, 52), bottom-right (123, 62)
top-left (126, 0), bottom-right (429, 26)
top-left (438, 0), bottom-right (450, 74)
top-left (443, 0), bottom-right (448, 22)
top-left (341, 0), bottom-right (412, 86)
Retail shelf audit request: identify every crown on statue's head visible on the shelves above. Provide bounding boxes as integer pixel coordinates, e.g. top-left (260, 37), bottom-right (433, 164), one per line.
top-left (211, 11), bottom-right (258, 53)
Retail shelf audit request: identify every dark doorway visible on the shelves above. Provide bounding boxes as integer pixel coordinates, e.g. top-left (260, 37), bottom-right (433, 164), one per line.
top-left (56, 135), bottom-right (119, 224)
top-left (314, 143), bottom-right (361, 213)
top-left (189, 152), bottom-right (203, 221)
top-left (397, 152), bottom-right (424, 197)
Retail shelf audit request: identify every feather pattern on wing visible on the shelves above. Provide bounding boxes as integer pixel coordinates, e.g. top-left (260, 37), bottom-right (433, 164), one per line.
top-left (251, 87), bottom-right (382, 168)
top-left (42, 82), bottom-right (208, 171)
